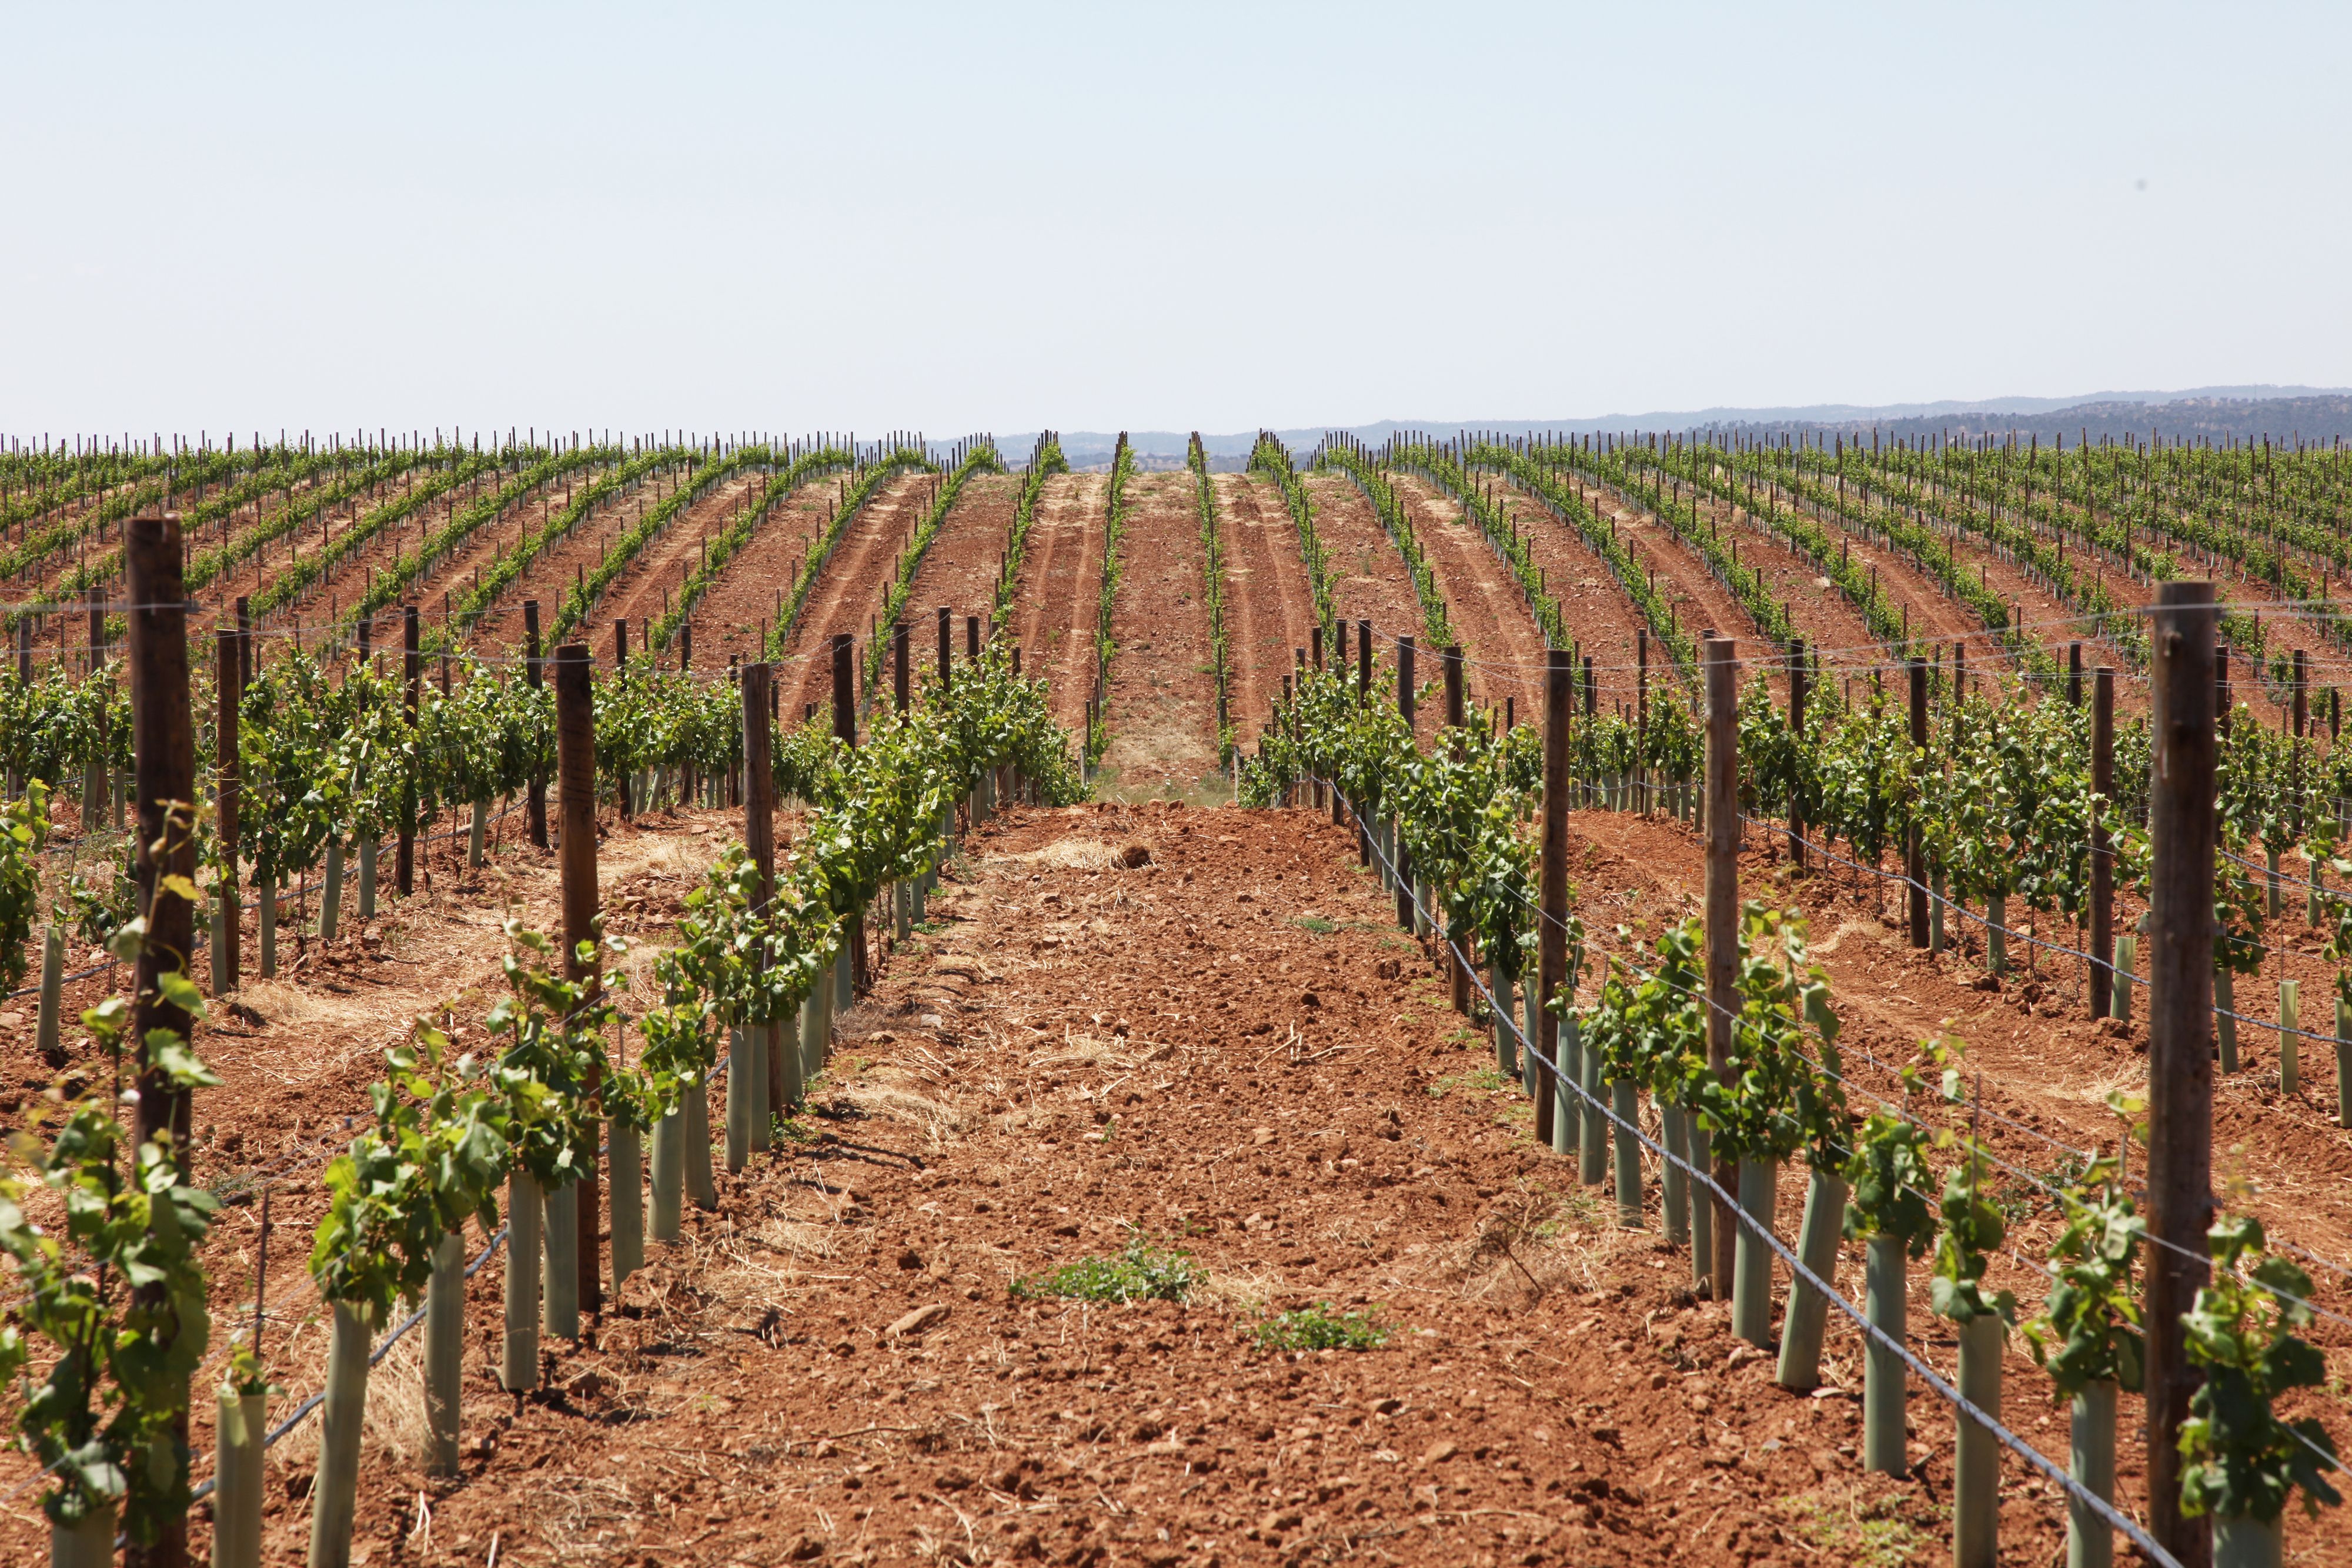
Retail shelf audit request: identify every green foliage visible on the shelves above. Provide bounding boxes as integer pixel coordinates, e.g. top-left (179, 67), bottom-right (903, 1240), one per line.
top-left (1252, 1303), bottom-right (1389, 1352)
top-left (307, 1019), bottom-right (510, 1319)
top-left (1190, 434), bottom-right (1239, 762)
top-left (2022, 1150), bottom-right (2145, 1396)
top-left (1841, 1112), bottom-right (1937, 1253)
top-left (1929, 1133), bottom-right (2016, 1326)
top-left (0, 780), bottom-right (49, 992)
top-left (2179, 1215), bottom-right (2342, 1523)
top-left (1010, 1237), bottom-right (1196, 1303)
top-left (1692, 905), bottom-right (1847, 1167)
top-left (0, 984), bottom-right (219, 1540)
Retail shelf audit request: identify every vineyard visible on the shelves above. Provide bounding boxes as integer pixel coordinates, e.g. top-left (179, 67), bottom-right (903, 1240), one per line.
top-left (0, 423), bottom-right (2347, 1568)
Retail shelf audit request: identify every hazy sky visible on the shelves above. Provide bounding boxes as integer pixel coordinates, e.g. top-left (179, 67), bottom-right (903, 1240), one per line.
top-left (5, 1), bottom-right (2347, 442)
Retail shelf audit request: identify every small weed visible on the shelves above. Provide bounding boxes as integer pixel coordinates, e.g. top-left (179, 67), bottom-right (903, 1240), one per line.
top-left (1252, 1303), bottom-right (1390, 1352)
top-left (1786, 1489), bottom-right (1926, 1568)
top-left (911, 919), bottom-right (949, 936)
top-left (1427, 1068), bottom-right (1514, 1099)
top-left (1009, 1237), bottom-right (1195, 1303)
top-left (1292, 915), bottom-right (1338, 936)
top-left (771, 1115), bottom-right (820, 1145)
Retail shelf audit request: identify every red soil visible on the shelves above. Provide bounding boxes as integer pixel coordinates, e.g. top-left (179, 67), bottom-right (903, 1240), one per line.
top-left (1387, 473), bottom-right (1552, 723)
top-left (1211, 474), bottom-right (1318, 741)
top-left (681, 474), bottom-right (846, 674)
top-left (1297, 473), bottom-right (1439, 742)
top-left (776, 474), bottom-right (937, 722)
top-left (1008, 473), bottom-right (1110, 735)
top-left (903, 473), bottom-right (1021, 680)
top-left (1100, 472), bottom-right (1223, 795)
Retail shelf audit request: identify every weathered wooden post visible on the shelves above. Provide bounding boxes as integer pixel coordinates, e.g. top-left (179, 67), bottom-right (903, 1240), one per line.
top-left (555, 641), bottom-right (603, 1323)
top-left (1704, 637), bottom-right (1739, 1302)
top-left (215, 621), bottom-right (240, 989)
top-left (1788, 638), bottom-right (1806, 872)
top-left (125, 511), bottom-right (201, 1568)
top-left (2090, 666), bottom-right (2115, 1019)
top-left (1535, 648), bottom-right (1571, 1154)
top-left (524, 600), bottom-right (548, 849)
top-left (1907, 657), bottom-right (1927, 947)
top-left (2146, 580), bottom-right (2217, 1568)
top-left (398, 605), bottom-right (420, 895)
top-left (743, 660), bottom-right (781, 1135)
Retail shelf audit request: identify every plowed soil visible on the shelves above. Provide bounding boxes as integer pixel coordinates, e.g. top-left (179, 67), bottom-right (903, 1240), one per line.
top-left (1672, 484), bottom-right (1899, 678)
top-left (1297, 474), bottom-right (1437, 742)
top-left (778, 474), bottom-right (937, 721)
top-left (684, 474), bottom-right (851, 673)
top-left (906, 474), bottom-right (1023, 676)
top-left (26, 798), bottom-right (2337, 1567)
top-left (1484, 484), bottom-right (1659, 719)
top-left (1211, 474), bottom-right (1317, 740)
top-left (462, 463), bottom-right (705, 653)
top-left (1009, 474), bottom-right (1110, 735)
top-left (1386, 474), bottom-right (1551, 723)
top-left (1099, 473), bottom-right (1222, 797)
top-left (1538, 474), bottom-right (1777, 701)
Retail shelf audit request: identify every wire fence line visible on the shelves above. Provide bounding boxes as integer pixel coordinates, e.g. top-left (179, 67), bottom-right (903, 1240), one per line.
top-left (1327, 781), bottom-right (2186, 1568)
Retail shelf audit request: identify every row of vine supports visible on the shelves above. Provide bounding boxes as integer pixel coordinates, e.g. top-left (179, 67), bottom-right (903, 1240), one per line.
top-left (1260, 580), bottom-right (2313, 1568)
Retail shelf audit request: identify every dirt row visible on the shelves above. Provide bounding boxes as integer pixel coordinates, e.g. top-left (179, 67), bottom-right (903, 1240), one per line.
top-left (1099, 472), bottom-right (1224, 798)
top-left (34, 798), bottom-right (2337, 1566)
top-left (1009, 473), bottom-right (1111, 737)
top-left (906, 473), bottom-right (1022, 683)
top-left (1210, 474), bottom-right (1319, 743)
top-left (776, 474), bottom-right (940, 722)
top-left (1294, 474), bottom-right (1436, 743)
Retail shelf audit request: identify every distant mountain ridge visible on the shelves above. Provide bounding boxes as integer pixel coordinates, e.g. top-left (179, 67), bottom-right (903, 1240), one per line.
top-left (1021, 385), bottom-right (2352, 469)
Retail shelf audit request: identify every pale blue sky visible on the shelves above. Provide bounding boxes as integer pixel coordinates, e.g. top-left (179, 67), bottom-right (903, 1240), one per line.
top-left (3, 1), bottom-right (2346, 440)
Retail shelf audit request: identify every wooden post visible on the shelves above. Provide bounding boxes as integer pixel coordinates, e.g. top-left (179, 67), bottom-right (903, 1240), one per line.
top-left (937, 604), bottom-right (952, 689)
top-left (125, 512), bottom-right (197, 1568)
top-left (1907, 657), bottom-right (1928, 947)
top-left (553, 644), bottom-right (603, 1321)
top-left (2145, 580), bottom-right (2216, 1568)
top-left (965, 613), bottom-right (980, 663)
top-left (235, 594), bottom-right (251, 691)
top-left (1788, 638), bottom-right (1806, 871)
top-left (215, 623), bottom-right (240, 988)
top-left (834, 633), bottom-right (867, 995)
top-left (1443, 644), bottom-right (1468, 1010)
top-left (2090, 666), bottom-right (2115, 1019)
top-left (744, 661), bottom-right (780, 1129)
top-left (1355, 618), bottom-right (1371, 700)
top-left (1636, 626), bottom-right (1649, 814)
top-left (1704, 637), bottom-right (1739, 1301)
top-left (1397, 635), bottom-right (1415, 729)
top-left (832, 632), bottom-right (856, 746)
top-left (2069, 640), bottom-right (2084, 707)
top-left (398, 606), bottom-right (419, 895)
top-left (2293, 648), bottom-right (2308, 841)
top-left (523, 601), bottom-right (548, 848)
top-left (894, 620), bottom-right (910, 712)
top-left (1395, 636), bottom-right (1416, 932)
top-left (1535, 650), bottom-right (1571, 1149)
top-left (612, 619), bottom-right (632, 818)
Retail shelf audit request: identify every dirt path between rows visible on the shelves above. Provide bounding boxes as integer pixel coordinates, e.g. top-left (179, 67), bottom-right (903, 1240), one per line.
top-left (1010, 473), bottom-right (1110, 735)
top-left (604, 470), bottom-right (845, 661)
top-left (777, 474), bottom-right (935, 721)
top-left (685, 473), bottom-right (848, 673)
top-left (133, 798), bottom-right (2344, 1567)
top-left (1532, 475), bottom-right (1779, 704)
top-left (1212, 474), bottom-right (1317, 740)
top-left (1297, 473), bottom-right (1438, 742)
top-left (1387, 473), bottom-right (1551, 723)
top-left (906, 473), bottom-right (1021, 673)
top-left (1100, 472), bottom-right (1222, 797)
top-left (1675, 485), bottom-right (1903, 679)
